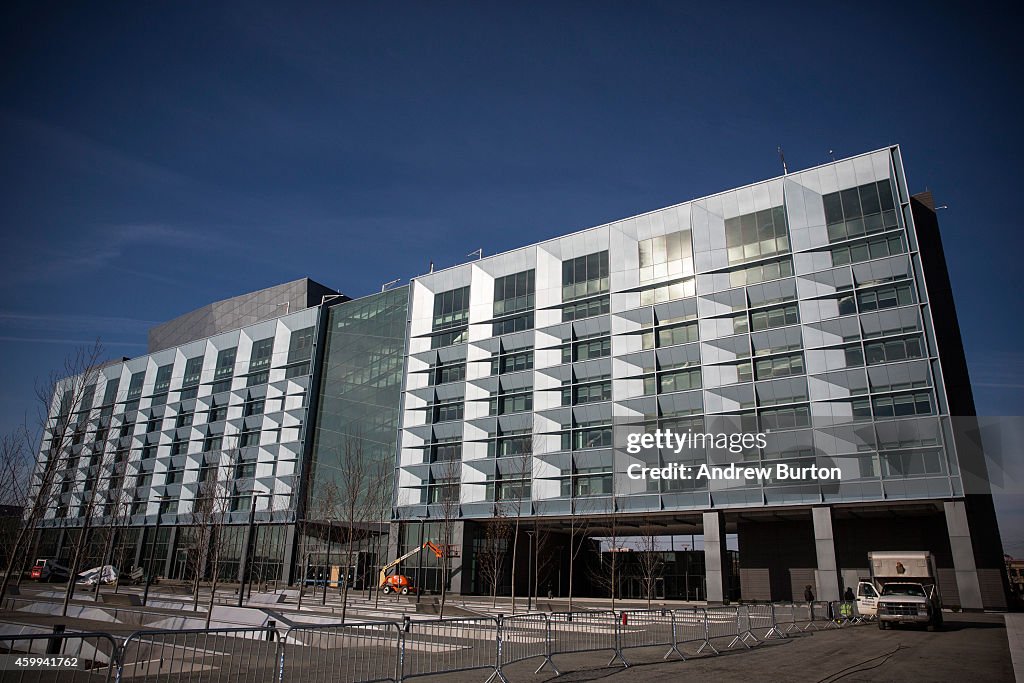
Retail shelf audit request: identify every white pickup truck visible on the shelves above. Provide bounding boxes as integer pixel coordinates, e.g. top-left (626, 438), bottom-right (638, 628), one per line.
top-left (856, 551), bottom-right (943, 631)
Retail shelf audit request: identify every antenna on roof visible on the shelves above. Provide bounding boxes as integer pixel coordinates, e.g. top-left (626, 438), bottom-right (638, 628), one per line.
top-left (429, 260), bottom-right (435, 273)
top-left (777, 146), bottom-right (789, 175)
top-left (381, 279), bottom-right (400, 292)
top-left (828, 149), bottom-right (836, 161)
top-left (467, 248), bottom-right (483, 260)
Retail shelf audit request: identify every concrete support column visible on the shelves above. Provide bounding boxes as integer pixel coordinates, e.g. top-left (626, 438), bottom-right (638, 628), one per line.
top-left (703, 511), bottom-right (727, 604)
top-left (161, 526), bottom-right (177, 579)
top-left (812, 506), bottom-right (841, 602)
top-left (132, 527), bottom-right (145, 571)
top-left (944, 500), bottom-right (983, 610)
top-left (282, 524), bottom-right (297, 585)
top-left (447, 521), bottom-right (466, 595)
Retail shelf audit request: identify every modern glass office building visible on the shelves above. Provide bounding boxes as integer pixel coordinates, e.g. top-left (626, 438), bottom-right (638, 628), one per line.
top-left (393, 146), bottom-right (1007, 608)
top-left (25, 146), bottom-right (1009, 609)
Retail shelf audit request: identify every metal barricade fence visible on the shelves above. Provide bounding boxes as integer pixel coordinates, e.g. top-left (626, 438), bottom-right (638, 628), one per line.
top-left (398, 616), bottom-right (502, 681)
top-left (616, 609), bottom-right (682, 662)
top-left (672, 608), bottom-right (714, 655)
top-left (547, 611), bottom-right (626, 668)
top-left (0, 631), bottom-right (121, 683)
top-left (744, 604), bottom-right (783, 641)
top-left (498, 614), bottom-right (558, 676)
top-left (829, 601), bottom-right (859, 627)
top-left (811, 601), bottom-right (832, 629)
top-left (792, 602), bottom-right (817, 631)
top-left (703, 606), bottom-right (747, 651)
top-left (118, 626), bottom-right (280, 683)
top-left (771, 603), bottom-right (798, 633)
top-left (279, 621), bottom-right (401, 683)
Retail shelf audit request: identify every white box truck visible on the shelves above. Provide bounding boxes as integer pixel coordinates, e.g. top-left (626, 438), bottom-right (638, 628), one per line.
top-left (856, 551), bottom-right (943, 631)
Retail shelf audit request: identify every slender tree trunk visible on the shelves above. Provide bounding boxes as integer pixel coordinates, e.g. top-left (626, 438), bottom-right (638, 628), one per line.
top-left (510, 517), bottom-right (520, 613)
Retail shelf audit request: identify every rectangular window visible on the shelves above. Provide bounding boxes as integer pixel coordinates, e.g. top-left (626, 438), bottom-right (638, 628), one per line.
top-left (489, 389), bottom-right (533, 416)
top-left (432, 400), bottom-right (464, 423)
top-left (728, 256), bottom-right (794, 288)
top-left (724, 206), bottom-right (789, 264)
top-left (562, 295), bottom-right (610, 322)
top-left (208, 404), bottom-right (228, 423)
top-left (754, 352), bottom-right (805, 381)
top-left (492, 349), bottom-right (534, 375)
top-left (214, 348), bottom-right (237, 381)
top-left (640, 278), bottom-right (696, 306)
top-left (244, 397), bottom-right (266, 416)
top-left (569, 380), bottom-right (612, 405)
top-left (430, 439), bottom-right (462, 463)
top-left (562, 251), bottom-right (609, 302)
top-left (493, 270), bottom-right (535, 316)
top-left (430, 328), bottom-right (468, 349)
top-left (239, 429), bottom-right (260, 448)
top-left (203, 434), bottom-right (223, 452)
top-left (872, 391), bottom-right (934, 418)
top-left (176, 411), bottom-right (194, 428)
top-left (249, 338), bottom-right (274, 373)
top-left (759, 404), bottom-right (811, 430)
top-left (657, 322), bottom-right (699, 348)
top-left (659, 368), bottom-right (702, 394)
top-left (492, 312), bottom-right (534, 336)
top-left (165, 467), bottom-right (184, 484)
top-left (750, 303), bottom-right (799, 331)
top-left (182, 356), bottom-right (204, 388)
top-left (433, 286), bottom-right (471, 331)
top-left (864, 335), bottom-right (926, 365)
top-left (824, 180), bottom-right (899, 243)
top-left (857, 283), bottom-right (914, 312)
top-left (153, 364), bottom-right (173, 394)
top-left (638, 230), bottom-right (694, 283)
top-left (126, 371), bottom-right (146, 401)
top-left (430, 361), bottom-right (466, 386)
top-left (287, 327), bottom-right (316, 364)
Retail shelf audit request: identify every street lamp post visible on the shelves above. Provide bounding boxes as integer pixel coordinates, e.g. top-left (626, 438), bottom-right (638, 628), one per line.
top-left (142, 494), bottom-right (168, 607)
top-left (238, 489), bottom-right (269, 608)
top-left (526, 530), bottom-right (535, 611)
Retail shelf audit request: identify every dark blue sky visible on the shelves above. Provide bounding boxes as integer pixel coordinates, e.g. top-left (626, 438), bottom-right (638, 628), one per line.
top-left (1, 2), bottom-right (1022, 550)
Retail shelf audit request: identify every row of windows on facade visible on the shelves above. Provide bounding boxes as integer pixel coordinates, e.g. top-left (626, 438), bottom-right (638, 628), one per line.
top-left (62, 328), bottom-right (315, 416)
top-left (421, 179), bottom-right (899, 328)
top-left (425, 229), bottom-right (908, 353)
top-left (417, 444), bottom-right (945, 503)
top-left (424, 284), bottom-right (920, 402)
top-left (66, 391), bottom-right (305, 448)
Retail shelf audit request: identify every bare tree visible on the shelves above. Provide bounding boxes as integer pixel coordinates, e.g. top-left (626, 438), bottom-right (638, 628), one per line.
top-left (566, 496), bottom-right (594, 612)
top-left (635, 524), bottom-right (664, 609)
top-left (478, 509), bottom-right (512, 606)
top-left (0, 341), bottom-right (105, 603)
top-left (589, 506), bottom-right (621, 610)
top-left (0, 430), bottom-right (32, 575)
top-left (435, 457), bottom-right (461, 619)
top-left (184, 446), bottom-right (235, 627)
top-left (337, 435), bottom-right (370, 623)
top-left (59, 420), bottom-right (123, 615)
top-left (93, 473), bottom-right (131, 601)
top-left (504, 434), bottom-right (533, 613)
top-left (371, 456), bottom-right (392, 610)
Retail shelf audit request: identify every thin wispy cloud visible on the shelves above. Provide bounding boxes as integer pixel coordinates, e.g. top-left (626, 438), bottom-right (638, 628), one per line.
top-left (0, 335), bottom-right (148, 348)
top-left (970, 351), bottom-right (1024, 390)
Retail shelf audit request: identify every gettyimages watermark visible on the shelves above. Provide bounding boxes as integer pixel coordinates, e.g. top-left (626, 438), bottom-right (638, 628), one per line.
top-left (623, 428), bottom-right (841, 483)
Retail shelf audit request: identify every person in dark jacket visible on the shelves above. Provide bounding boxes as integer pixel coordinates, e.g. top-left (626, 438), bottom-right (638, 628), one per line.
top-left (804, 585), bottom-right (815, 603)
top-left (844, 586), bottom-right (855, 602)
